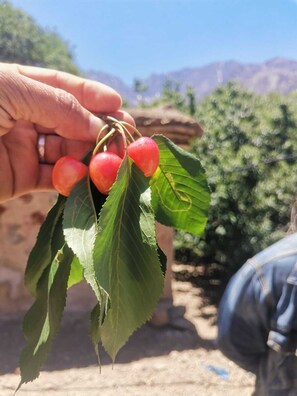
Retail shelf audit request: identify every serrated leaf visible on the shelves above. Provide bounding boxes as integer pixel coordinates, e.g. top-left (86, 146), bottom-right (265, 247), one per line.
top-left (18, 220), bottom-right (73, 390)
top-left (157, 244), bottom-right (167, 276)
top-left (89, 299), bottom-right (109, 366)
top-left (93, 157), bottom-right (164, 361)
top-left (24, 195), bottom-right (66, 296)
top-left (151, 135), bottom-right (210, 235)
top-left (90, 304), bottom-right (102, 366)
top-left (63, 176), bottom-right (110, 363)
top-left (67, 255), bottom-right (84, 289)
top-left (63, 177), bottom-right (106, 301)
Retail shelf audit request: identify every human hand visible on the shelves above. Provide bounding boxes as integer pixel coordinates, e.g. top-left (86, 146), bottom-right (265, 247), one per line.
top-left (0, 63), bottom-right (134, 202)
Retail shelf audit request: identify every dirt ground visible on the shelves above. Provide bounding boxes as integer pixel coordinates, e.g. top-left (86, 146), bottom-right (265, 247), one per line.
top-left (0, 277), bottom-right (255, 396)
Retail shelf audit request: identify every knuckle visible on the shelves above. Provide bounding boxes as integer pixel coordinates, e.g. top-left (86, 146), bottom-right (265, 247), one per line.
top-left (54, 88), bottom-right (80, 116)
top-left (0, 71), bottom-right (20, 127)
top-left (54, 88), bottom-right (88, 133)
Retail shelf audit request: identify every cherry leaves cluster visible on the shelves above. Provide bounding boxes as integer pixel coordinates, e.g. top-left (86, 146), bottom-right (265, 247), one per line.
top-left (52, 133), bottom-right (160, 197)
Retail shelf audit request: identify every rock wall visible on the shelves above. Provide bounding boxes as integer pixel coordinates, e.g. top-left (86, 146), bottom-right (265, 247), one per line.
top-left (0, 193), bottom-right (56, 313)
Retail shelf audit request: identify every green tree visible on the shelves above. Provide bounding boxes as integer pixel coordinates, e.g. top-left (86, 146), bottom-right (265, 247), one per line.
top-left (148, 80), bottom-right (197, 115)
top-left (161, 80), bottom-right (185, 110)
top-left (253, 93), bottom-right (297, 238)
top-left (0, 1), bottom-right (79, 74)
top-left (134, 78), bottom-right (148, 95)
top-left (176, 82), bottom-right (297, 273)
top-left (133, 78), bottom-right (148, 107)
top-left (186, 86), bottom-right (196, 116)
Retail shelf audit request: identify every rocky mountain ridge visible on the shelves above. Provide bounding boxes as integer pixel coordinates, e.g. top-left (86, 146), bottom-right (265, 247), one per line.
top-left (86, 57), bottom-right (297, 105)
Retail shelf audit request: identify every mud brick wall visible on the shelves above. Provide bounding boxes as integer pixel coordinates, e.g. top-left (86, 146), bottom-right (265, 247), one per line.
top-left (0, 192), bottom-right (173, 314)
top-left (0, 193), bottom-right (56, 313)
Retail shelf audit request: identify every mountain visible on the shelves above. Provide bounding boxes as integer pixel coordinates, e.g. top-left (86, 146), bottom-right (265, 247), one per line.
top-left (86, 57), bottom-right (297, 105)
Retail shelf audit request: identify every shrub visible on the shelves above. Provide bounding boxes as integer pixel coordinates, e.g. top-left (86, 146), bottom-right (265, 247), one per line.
top-left (176, 82), bottom-right (297, 274)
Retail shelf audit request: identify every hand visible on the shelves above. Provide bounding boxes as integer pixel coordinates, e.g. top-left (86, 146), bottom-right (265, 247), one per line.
top-left (0, 63), bottom-right (134, 202)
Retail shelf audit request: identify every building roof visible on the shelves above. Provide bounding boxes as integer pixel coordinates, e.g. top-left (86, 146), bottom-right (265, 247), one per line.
top-left (127, 105), bottom-right (204, 147)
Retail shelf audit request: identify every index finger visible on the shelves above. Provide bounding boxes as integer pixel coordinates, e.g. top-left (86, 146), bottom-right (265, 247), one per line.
top-left (4, 63), bottom-right (122, 113)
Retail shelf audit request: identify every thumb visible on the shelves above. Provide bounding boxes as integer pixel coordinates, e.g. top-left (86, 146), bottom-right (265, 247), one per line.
top-left (0, 70), bottom-right (107, 141)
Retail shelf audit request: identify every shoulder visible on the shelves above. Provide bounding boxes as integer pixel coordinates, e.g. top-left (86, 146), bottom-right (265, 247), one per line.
top-left (221, 233), bottom-right (297, 310)
top-left (251, 232), bottom-right (297, 269)
top-left (247, 233), bottom-right (297, 286)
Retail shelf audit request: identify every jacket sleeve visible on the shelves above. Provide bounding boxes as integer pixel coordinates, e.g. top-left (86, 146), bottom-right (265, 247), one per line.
top-left (268, 262), bottom-right (297, 355)
top-left (217, 262), bottom-right (268, 374)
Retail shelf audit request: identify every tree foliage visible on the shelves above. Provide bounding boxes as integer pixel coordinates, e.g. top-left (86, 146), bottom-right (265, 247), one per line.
top-left (0, 1), bottom-right (79, 73)
top-left (148, 79), bottom-right (197, 116)
top-left (174, 82), bottom-right (297, 272)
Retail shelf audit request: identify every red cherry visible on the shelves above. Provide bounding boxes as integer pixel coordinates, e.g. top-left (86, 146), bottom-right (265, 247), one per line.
top-left (127, 137), bottom-right (160, 177)
top-left (89, 152), bottom-right (122, 195)
top-left (52, 156), bottom-right (88, 197)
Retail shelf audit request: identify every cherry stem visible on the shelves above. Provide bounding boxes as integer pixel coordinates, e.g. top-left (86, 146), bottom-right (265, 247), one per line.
top-left (92, 116), bottom-right (143, 158)
top-left (95, 123), bottom-right (110, 145)
top-left (105, 116), bottom-right (142, 138)
top-left (114, 121), bottom-right (128, 151)
top-left (118, 123), bottom-right (136, 144)
top-left (93, 128), bottom-right (116, 155)
top-left (117, 121), bottom-right (142, 138)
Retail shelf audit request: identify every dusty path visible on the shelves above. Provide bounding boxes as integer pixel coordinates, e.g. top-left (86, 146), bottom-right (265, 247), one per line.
top-left (0, 279), bottom-right (255, 396)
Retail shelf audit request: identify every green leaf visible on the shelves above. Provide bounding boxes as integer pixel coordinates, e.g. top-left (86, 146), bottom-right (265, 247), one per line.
top-left (24, 195), bottom-right (66, 296)
top-left (18, 224), bottom-right (73, 389)
top-left (63, 176), bottom-right (111, 364)
top-left (93, 157), bottom-right (164, 361)
top-left (90, 304), bottom-right (102, 365)
top-left (67, 255), bottom-right (84, 289)
top-left (157, 244), bottom-right (167, 276)
top-left (151, 135), bottom-right (211, 235)
top-left (63, 177), bottom-right (106, 301)
top-left (89, 298), bottom-right (110, 366)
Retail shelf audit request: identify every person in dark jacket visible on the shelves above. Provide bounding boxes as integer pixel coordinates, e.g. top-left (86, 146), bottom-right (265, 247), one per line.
top-left (217, 228), bottom-right (297, 395)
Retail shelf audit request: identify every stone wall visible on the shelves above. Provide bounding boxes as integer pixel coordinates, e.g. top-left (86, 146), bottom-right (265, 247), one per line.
top-left (0, 192), bottom-right (56, 313)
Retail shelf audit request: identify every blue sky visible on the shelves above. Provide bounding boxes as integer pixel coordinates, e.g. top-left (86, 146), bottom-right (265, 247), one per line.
top-left (10, 0), bottom-right (297, 85)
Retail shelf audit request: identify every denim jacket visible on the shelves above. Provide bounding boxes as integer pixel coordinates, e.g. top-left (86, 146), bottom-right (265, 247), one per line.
top-left (217, 233), bottom-right (297, 395)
